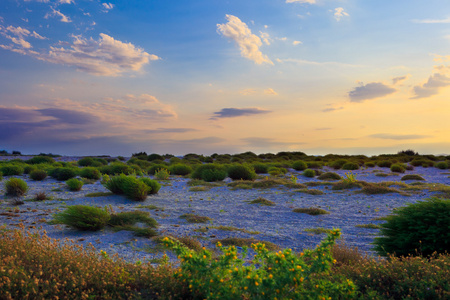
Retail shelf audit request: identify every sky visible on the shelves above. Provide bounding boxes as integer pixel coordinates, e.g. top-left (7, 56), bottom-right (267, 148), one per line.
top-left (1, 0), bottom-right (450, 156)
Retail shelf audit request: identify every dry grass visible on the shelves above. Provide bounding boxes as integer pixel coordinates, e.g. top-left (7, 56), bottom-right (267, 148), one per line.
top-left (179, 213), bottom-right (212, 223)
top-left (247, 197), bottom-right (276, 206)
top-left (293, 207), bottom-right (330, 215)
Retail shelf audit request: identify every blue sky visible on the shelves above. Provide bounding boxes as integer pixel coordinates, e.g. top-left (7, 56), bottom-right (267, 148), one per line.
top-left (1, 0), bottom-right (450, 156)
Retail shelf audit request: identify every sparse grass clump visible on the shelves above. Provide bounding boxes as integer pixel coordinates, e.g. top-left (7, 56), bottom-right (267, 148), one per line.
top-left (248, 197), bottom-right (276, 206)
top-left (227, 164), bottom-right (257, 181)
top-left (214, 237), bottom-right (280, 251)
top-left (180, 213), bottom-right (212, 223)
top-left (317, 172), bottom-right (341, 181)
top-left (401, 174), bottom-right (425, 181)
top-left (34, 191), bottom-right (48, 201)
top-left (293, 207), bottom-right (330, 215)
top-left (66, 178), bottom-right (84, 191)
top-left (154, 168), bottom-right (170, 180)
top-left (109, 211), bottom-right (158, 237)
top-left (29, 169), bottom-right (48, 181)
top-left (295, 188), bottom-right (324, 195)
top-left (304, 227), bottom-right (333, 234)
top-left (85, 192), bottom-right (114, 197)
top-left (302, 168), bottom-right (315, 177)
top-left (360, 183), bottom-right (399, 195)
top-left (53, 205), bottom-right (110, 231)
top-left (5, 178), bottom-right (28, 197)
top-left (355, 223), bottom-right (381, 229)
top-left (373, 197), bottom-right (450, 257)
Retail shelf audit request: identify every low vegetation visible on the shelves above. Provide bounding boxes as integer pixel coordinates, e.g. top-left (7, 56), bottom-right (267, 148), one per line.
top-left (293, 207), bottom-right (330, 215)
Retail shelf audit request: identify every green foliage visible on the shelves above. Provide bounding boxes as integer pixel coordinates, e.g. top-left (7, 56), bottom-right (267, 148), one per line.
top-left (306, 161), bottom-right (322, 169)
top-left (364, 161), bottom-right (376, 168)
top-left (317, 172), bottom-right (341, 180)
top-left (377, 160), bottom-right (392, 168)
top-left (267, 166), bottom-right (287, 176)
top-left (103, 174), bottom-right (151, 201)
top-left (191, 164), bottom-right (227, 182)
top-left (0, 171), bottom-right (2, 181)
top-left (302, 169), bottom-right (315, 177)
top-left (251, 163), bottom-right (269, 174)
top-left (227, 164), bottom-right (257, 181)
top-left (360, 184), bottom-right (398, 195)
top-left (53, 205), bottom-right (110, 231)
top-left (342, 162), bottom-right (359, 170)
top-left (77, 157), bottom-right (95, 167)
top-left (109, 210), bottom-right (157, 228)
top-left (390, 163), bottom-right (406, 173)
top-left (0, 165), bottom-right (24, 176)
top-left (343, 172), bottom-right (357, 183)
top-left (169, 164), bottom-right (193, 176)
top-left (401, 174), bottom-right (425, 181)
top-left (50, 167), bottom-right (77, 181)
top-left (292, 160), bottom-right (307, 171)
top-left (373, 197), bottom-right (450, 257)
top-left (66, 178), bottom-right (84, 191)
top-left (248, 197), bottom-right (275, 206)
top-left (26, 156), bottom-right (55, 164)
top-left (79, 167), bottom-right (101, 180)
top-left (435, 161), bottom-right (449, 170)
top-left (328, 159), bottom-right (347, 170)
top-left (180, 213), bottom-right (212, 223)
top-left (148, 164), bottom-right (169, 175)
top-left (293, 207), bottom-right (330, 215)
top-left (163, 229), bottom-right (356, 299)
top-left (410, 158), bottom-right (434, 167)
top-left (29, 169), bottom-right (48, 181)
top-left (154, 168), bottom-right (170, 180)
top-left (139, 177), bottom-right (161, 194)
top-left (5, 178), bottom-right (28, 197)
top-left (100, 163), bottom-right (134, 175)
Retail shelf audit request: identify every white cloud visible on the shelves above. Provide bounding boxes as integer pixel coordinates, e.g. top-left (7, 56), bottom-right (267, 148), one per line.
top-left (102, 3), bottom-right (114, 12)
top-left (412, 17), bottom-right (450, 24)
top-left (292, 40), bottom-right (302, 45)
top-left (286, 0), bottom-right (316, 4)
top-left (217, 14), bottom-right (273, 65)
top-left (334, 7), bottom-right (349, 22)
top-left (259, 31), bottom-right (271, 45)
top-left (59, 0), bottom-right (75, 4)
top-left (348, 82), bottom-right (396, 102)
top-left (392, 75), bottom-right (410, 85)
top-left (264, 88), bottom-right (278, 95)
top-left (45, 8), bottom-right (71, 23)
top-left (0, 25), bottom-right (47, 50)
top-left (412, 66), bottom-right (450, 99)
top-left (41, 33), bottom-right (159, 76)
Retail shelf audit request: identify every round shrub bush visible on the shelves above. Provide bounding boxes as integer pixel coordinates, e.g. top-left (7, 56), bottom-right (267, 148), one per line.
top-left (169, 164), bottom-right (193, 176)
top-left (53, 205), bottom-right (110, 231)
top-left (317, 172), bottom-right (341, 181)
top-left (373, 197), bottom-right (450, 257)
top-left (50, 167), bottom-right (77, 181)
top-left (66, 178), bottom-right (83, 191)
top-left (29, 169), bottom-right (48, 181)
top-left (5, 178), bottom-right (28, 196)
top-left (435, 161), bottom-right (448, 170)
top-left (77, 157), bottom-right (95, 167)
top-left (410, 158), bottom-right (434, 167)
top-left (364, 161), bottom-right (376, 168)
top-left (342, 162), bottom-right (359, 170)
top-left (390, 163), bottom-right (406, 173)
top-left (79, 167), bottom-right (101, 180)
top-left (0, 165), bottom-right (24, 176)
top-left (100, 163), bottom-right (134, 175)
top-left (377, 160), bottom-right (392, 168)
top-left (328, 159), bottom-right (347, 170)
top-left (26, 156), bottom-right (55, 164)
top-left (227, 165), bottom-right (257, 181)
top-left (191, 164), bottom-right (227, 182)
top-left (292, 160), bottom-right (307, 171)
top-left (302, 169), bottom-right (316, 178)
top-left (23, 165), bottom-right (36, 174)
top-left (139, 177), bottom-right (161, 194)
top-left (306, 161), bottom-right (322, 169)
top-left (147, 164), bottom-right (169, 175)
top-left (251, 163), bottom-right (269, 174)
top-left (104, 174), bottom-right (150, 201)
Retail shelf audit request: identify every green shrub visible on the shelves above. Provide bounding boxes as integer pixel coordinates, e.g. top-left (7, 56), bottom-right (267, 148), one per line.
top-left (154, 168), bottom-right (170, 180)
top-left (0, 165), bottom-right (24, 176)
top-left (342, 162), bottom-right (359, 170)
top-left (191, 164), bottom-right (227, 182)
top-left (29, 169), bottom-right (48, 181)
top-left (302, 169), bottom-right (316, 177)
top-left (292, 160), bottom-right (307, 171)
top-left (109, 210), bottom-right (157, 228)
top-left (148, 164), bottom-right (169, 175)
top-left (401, 174), bottom-right (425, 181)
top-left (100, 163), bottom-right (134, 175)
top-left (53, 205), bottom-right (110, 231)
top-left (435, 161), bottom-right (449, 170)
top-left (377, 160), bottom-right (392, 168)
top-left (373, 197), bottom-right (450, 257)
top-left (104, 174), bottom-right (150, 201)
top-left (328, 159), bottom-right (347, 170)
top-left (180, 213), bottom-right (212, 223)
top-left (79, 167), bottom-right (101, 180)
top-left (77, 157), bottom-right (95, 167)
top-left (251, 163), bottom-right (269, 174)
top-left (390, 163), bottom-right (406, 173)
top-left (139, 177), bottom-right (161, 194)
top-left (293, 207), bottom-right (330, 215)
top-left (26, 156), bottom-right (55, 164)
top-left (169, 164), bottom-right (193, 176)
top-left (0, 171), bottom-right (2, 181)
top-left (364, 161), bottom-right (376, 168)
top-left (5, 178), bottom-right (28, 196)
top-left (410, 158), bottom-right (434, 167)
top-left (50, 167), bottom-right (77, 181)
top-left (306, 161), bottom-right (322, 169)
top-left (227, 165), bottom-right (257, 181)
top-left (66, 178), bottom-right (83, 191)
top-left (317, 172), bottom-right (341, 180)
top-left (23, 165), bottom-right (36, 174)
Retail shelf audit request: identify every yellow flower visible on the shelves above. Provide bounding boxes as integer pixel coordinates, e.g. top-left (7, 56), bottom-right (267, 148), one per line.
top-left (269, 274), bottom-right (273, 279)
top-left (244, 286), bottom-right (248, 290)
top-left (255, 282), bottom-right (259, 286)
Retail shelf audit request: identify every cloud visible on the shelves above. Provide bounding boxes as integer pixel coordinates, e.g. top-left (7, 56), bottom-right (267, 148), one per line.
top-left (276, 58), bottom-right (363, 68)
top-left (286, 0), bottom-right (316, 4)
top-left (211, 108), bottom-right (272, 119)
top-left (411, 67), bottom-right (450, 99)
top-left (102, 3), bottom-right (114, 12)
top-left (348, 82), bottom-right (396, 102)
top-left (239, 88), bottom-right (257, 95)
top-left (292, 40), bottom-right (302, 45)
top-left (259, 31), bottom-right (271, 45)
top-left (0, 25), bottom-right (46, 50)
top-left (263, 88), bottom-right (278, 95)
top-left (392, 75), bottom-right (409, 85)
top-left (315, 127), bottom-right (332, 131)
top-left (45, 8), bottom-right (71, 23)
top-left (369, 133), bottom-right (431, 140)
top-left (41, 33), bottom-right (159, 76)
top-left (145, 128), bottom-right (198, 134)
top-left (239, 88), bottom-right (278, 96)
top-left (322, 106), bottom-right (344, 112)
top-left (334, 7), bottom-right (349, 21)
top-left (59, 0), bottom-right (75, 4)
top-left (217, 14), bottom-right (273, 65)
top-left (412, 17), bottom-right (450, 24)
